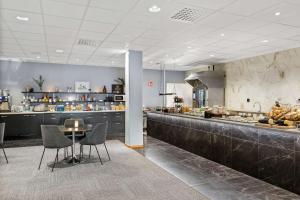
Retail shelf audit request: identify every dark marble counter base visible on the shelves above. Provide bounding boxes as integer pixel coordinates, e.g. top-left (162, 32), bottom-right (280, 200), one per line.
top-left (147, 112), bottom-right (300, 195)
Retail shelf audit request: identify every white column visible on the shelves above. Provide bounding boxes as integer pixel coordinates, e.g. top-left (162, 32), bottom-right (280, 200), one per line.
top-left (125, 50), bottom-right (143, 147)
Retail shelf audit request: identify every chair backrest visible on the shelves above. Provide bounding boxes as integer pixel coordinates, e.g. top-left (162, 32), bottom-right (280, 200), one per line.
top-left (84, 122), bottom-right (108, 145)
top-left (41, 125), bottom-right (71, 148)
top-left (0, 123), bottom-right (5, 144)
top-left (64, 118), bottom-right (84, 128)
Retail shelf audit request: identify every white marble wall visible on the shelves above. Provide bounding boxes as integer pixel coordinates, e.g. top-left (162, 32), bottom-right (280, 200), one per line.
top-left (219, 47), bottom-right (300, 112)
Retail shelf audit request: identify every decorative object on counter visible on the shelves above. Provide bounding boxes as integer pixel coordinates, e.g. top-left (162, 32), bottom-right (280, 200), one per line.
top-left (33, 104), bottom-right (47, 112)
top-left (114, 78), bottom-right (125, 93)
top-left (66, 86), bottom-right (72, 92)
top-left (33, 75), bottom-right (45, 91)
top-left (112, 84), bottom-right (123, 94)
top-left (102, 85), bottom-right (107, 93)
top-left (174, 96), bottom-right (183, 103)
top-left (75, 81), bottom-right (90, 92)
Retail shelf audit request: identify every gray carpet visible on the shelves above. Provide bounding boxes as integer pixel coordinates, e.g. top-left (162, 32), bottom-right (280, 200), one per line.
top-left (0, 140), bottom-right (208, 200)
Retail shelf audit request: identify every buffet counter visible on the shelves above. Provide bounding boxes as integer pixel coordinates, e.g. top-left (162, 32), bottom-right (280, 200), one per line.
top-left (147, 111), bottom-right (300, 195)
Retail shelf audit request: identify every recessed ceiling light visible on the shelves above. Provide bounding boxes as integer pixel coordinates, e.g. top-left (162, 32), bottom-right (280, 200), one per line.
top-left (220, 33), bottom-right (225, 37)
top-left (36, 56), bottom-right (40, 59)
top-left (261, 40), bottom-right (269, 43)
top-left (111, 61), bottom-right (115, 64)
top-left (16, 16), bottom-right (29, 21)
top-left (275, 12), bottom-right (281, 16)
top-left (187, 46), bottom-right (192, 49)
top-left (149, 5), bottom-right (161, 13)
top-left (209, 54), bottom-right (215, 57)
top-left (55, 49), bottom-right (64, 53)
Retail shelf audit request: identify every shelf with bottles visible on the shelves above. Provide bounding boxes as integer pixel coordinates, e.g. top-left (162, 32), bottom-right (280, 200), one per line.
top-left (22, 91), bottom-right (124, 105)
top-left (21, 91), bottom-right (125, 95)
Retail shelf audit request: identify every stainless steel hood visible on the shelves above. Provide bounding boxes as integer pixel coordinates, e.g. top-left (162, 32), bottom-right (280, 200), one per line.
top-left (185, 70), bottom-right (225, 107)
top-left (185, 71), bottom-right (224, 88)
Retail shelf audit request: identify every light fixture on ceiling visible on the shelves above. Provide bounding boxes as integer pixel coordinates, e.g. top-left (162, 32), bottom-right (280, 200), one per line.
top-left (36, 56), bottom-right (40, 59)
top-left (149, 5), bottom-right (161, 13)
top-left (275, 12), bottom-right (281, 16)
top-left (55, 49), bottom-right (64, 53)
top-left (210, 54), bottom-right (215, 57)
top-left (187, 46), bottom-right (192, 49)
top-left (261, 40), bottom-right (269, 43)
top-left (111, 61), bottom-right (115, 64)
top-left (220, 33), bottom-right (225, 37)
top-left (16, 16), bottom-right (29, 21)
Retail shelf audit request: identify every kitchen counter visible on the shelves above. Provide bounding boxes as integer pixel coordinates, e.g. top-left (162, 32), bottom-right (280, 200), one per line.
top-left (1, 110), bottom-right (125, 141)
top-left (0, 110), bottom-right (125, 115)
top-left (147, 111), bottom-right (300, 195)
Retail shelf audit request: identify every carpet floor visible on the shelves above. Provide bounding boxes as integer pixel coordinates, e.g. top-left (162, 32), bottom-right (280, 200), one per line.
top-left (0, 140), bottom-right (208, 200)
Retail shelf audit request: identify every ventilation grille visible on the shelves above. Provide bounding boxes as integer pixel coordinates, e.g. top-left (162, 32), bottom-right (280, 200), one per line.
top-left (170, 7), bottom-right (203, 23)
top-left (187, 58), bottom-right (225, 66)
top-left (77, 38), bottom-right (99, 47)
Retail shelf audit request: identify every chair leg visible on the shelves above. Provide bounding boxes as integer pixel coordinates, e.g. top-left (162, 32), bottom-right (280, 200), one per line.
top-left (52, 149), bottom-right (59, 172)
top-left (104, 143), bottom-right (111, 161)
top-left (89, 145), bottom-right (91, 158)
top-left (1, 144), bottom-right (8, 164)
top-left (94, 145), bottom-right (103, 165)
top-left (38, 147), bottom-right (45, 169)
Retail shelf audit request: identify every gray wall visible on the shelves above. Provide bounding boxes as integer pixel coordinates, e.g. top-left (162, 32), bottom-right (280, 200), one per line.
top-left (0, 60), bottom-right (185, 107)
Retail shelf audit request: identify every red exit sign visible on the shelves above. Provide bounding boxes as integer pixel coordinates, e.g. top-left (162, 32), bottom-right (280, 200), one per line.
top-left (148, 81), bottom-right (153, 87)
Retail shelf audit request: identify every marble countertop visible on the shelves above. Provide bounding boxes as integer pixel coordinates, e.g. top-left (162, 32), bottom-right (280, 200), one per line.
top-left (148, 111), bottom-right (300, 135)
top-left (0, 110), bottom-right (125, 115)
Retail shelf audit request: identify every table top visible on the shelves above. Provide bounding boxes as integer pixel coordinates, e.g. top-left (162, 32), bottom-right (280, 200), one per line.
top-left (58, 124), bottom-right (93, 132)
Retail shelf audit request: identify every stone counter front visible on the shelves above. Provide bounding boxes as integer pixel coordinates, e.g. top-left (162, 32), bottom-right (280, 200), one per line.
top-left (147, 112), bottom-right (300, 195)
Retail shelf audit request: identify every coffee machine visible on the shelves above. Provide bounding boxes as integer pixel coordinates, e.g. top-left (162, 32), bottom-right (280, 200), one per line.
top-left (0, 89), bottom-right (11, 112)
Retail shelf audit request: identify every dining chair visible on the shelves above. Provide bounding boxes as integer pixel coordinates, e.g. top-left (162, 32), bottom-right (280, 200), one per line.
top-left (38, 125), bottom-right (73, 172)
top-left (0, 123), bottom-right (8, 164)
top-left (79, 122), bottom-right (109, 165)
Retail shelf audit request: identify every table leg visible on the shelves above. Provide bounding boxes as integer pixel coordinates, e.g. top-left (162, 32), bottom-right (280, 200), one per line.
top-left (72, 131), bottom-right (75, 163)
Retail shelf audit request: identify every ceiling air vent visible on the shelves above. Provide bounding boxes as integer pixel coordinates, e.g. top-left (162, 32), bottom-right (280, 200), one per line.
top-left (77, 38), bottom-right (99, 47)
top-left (170, 7), bottom-right (203, 23)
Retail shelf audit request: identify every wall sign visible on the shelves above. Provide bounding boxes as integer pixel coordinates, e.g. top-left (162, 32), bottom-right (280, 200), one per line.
top-left (148, 81), bottom-right (153, 87)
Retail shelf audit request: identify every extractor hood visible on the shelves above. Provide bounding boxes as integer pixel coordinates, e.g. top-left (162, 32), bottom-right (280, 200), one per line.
top-left (185, 71), bottom-right (224, 89)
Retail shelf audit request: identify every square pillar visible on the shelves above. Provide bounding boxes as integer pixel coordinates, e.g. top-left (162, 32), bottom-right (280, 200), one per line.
top-left (125, 50), bottom-right (143, 148)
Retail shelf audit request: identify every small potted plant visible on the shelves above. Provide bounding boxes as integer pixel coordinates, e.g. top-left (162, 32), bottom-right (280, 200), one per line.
top-left (33, 75), bottom-right (45, 91)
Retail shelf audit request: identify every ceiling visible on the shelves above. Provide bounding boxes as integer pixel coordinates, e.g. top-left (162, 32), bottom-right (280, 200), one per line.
top-left (1, 0), bottom-right (300, 70)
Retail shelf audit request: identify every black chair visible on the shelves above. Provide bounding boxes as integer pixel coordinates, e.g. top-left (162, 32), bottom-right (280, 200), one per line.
top-left (79, 122), bottom-right (110, 165)
top-left (0, 123), bottom-right (8, 164)
top-left (38, 125), bottom-right (73, 172)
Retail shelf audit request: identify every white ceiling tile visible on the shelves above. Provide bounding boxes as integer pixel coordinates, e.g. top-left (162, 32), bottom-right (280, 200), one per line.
top-left (0, 29), bottom-right (13, 39)
top-left (77, 31), bottom-right (107, 41)
top-left (100, 42), bottom-right (126, 49)
top-left (132, 37), bottom-right (160, 46)
top-left (90, 0), bottom-right (137, 11)
top-left (0, 0), bottom-right (41, 13)
top-left (13, 32), bottom-right (45, 41)
top-left (222, 0), bottom-right (282, 16)
top-left (227, 18), bottom-right (269, 31)
top-left (250, 23), bottom-right (300, 38)
top-left (44, 15), bottom-right (81, 29)
top-left (175, 0), bottom-right (236, 10)
top-left (253, 2), bottom-right (300, 27)
top-left (196, 12), bottom-right (243, 28)
top-left (42, 0), bottom-right (86, 19)
top-left (0, 9), bottom-right (43, 25)
top-left (47, 0), bottom-right (90, 6)
top-left (71, 45), bottom-right (97, 54)
top-left (46, 27), bottom-right (78, 37)
top-left (80, 21), bottom-right (116, 33)
top-left (7, 22), bottom-right (44, 34)
top-left (85, 7), bottom-right (125, 24)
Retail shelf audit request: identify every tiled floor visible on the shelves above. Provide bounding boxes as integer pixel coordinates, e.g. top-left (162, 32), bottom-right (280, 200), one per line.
top-left (136, 136), bottom-right (300, 200)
